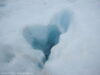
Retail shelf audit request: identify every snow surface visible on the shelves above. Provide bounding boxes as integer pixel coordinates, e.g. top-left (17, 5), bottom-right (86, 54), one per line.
top-left (0, 0), bottom-right (100, 75)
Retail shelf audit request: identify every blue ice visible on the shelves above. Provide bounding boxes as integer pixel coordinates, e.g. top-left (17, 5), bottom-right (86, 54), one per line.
top-left (23, 10), bottom-right (72, 62)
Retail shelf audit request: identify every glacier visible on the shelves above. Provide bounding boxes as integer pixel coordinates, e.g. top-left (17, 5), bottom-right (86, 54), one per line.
top-left (0, 0), bottom-right (100, 75)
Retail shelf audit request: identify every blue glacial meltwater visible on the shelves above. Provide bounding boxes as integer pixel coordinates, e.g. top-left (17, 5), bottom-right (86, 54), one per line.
top-left (23, 10), bottom-right (72, 62)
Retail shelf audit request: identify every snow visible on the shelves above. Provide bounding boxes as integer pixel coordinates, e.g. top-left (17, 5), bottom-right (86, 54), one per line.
top-left (0, 0), bottom-right (100, 75)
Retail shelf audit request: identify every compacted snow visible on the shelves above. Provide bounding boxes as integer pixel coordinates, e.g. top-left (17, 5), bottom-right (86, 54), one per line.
top-left (0, 0), bottom-right (100, 75)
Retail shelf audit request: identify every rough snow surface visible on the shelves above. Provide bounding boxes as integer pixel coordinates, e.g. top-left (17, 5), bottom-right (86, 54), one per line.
top-left (0, 0), bottom-right (100, 75)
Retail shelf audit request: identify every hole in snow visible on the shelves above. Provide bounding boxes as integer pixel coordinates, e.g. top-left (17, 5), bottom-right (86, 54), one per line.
top-left (23, 10), bottom-right (72, 63)
top-left (23, 25), bottom-right (61, 61)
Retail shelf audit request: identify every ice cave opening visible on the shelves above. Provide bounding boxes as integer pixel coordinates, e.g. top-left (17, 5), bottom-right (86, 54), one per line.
top-left (23, 10), bottom-right (71, 63)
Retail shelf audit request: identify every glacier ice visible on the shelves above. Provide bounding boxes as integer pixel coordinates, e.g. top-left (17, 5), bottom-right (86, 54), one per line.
top-left (23, 10), bottom-right (71, 61)
top-left (50, 10), bottom-right (72, 33)
top-left (23, 25), bottom-right (61, 61)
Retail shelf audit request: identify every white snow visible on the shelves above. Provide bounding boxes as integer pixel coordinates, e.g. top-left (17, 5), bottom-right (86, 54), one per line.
top-left (0, 0), bottom-right (100, 75)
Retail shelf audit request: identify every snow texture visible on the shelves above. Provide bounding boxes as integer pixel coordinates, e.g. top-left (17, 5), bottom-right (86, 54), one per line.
top-left (0, 0), bottom-right (100, 75)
